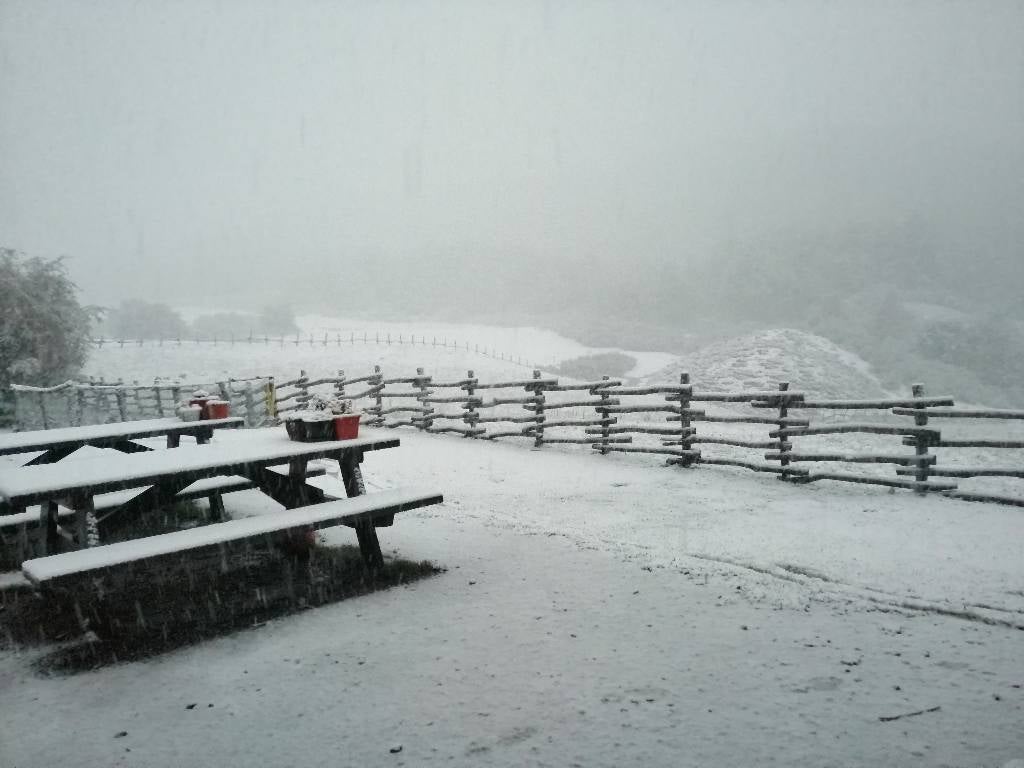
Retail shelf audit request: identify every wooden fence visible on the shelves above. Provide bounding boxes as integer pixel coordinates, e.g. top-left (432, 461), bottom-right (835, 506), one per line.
top-left (7, 366), bottom-right (1022, 508)
top-left (275, 367), bottom-right (1024, 508)
top-left (9, 377), bottom-right (276, 430)
top-left (89, 332), bottom-right (540, 369)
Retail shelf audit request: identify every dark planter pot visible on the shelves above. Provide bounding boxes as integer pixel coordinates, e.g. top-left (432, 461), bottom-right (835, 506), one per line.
top-left (284, 419), bottom-right (304, 441)
top-left (302, 419), bottom-right (335, 442)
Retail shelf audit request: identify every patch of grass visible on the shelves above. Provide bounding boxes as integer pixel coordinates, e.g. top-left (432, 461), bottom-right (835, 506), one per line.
top-left (1, 544), bottom-right (444, 674)
top-left (105, 499), bottom-right (212, 543)
top-left (550, 351), bottom-right (636, 381)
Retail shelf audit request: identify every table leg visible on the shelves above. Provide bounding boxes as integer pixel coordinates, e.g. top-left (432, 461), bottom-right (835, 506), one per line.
top-left (166, 433), bottom-right (181, 449)
top-left (39, 501), bottom-right (59, 555)
top-left (69, 491), bottom-right (97, 549)
top-left (338, 449), bottom-right (383, 568)
top-left (242, 464), bottom-right (325, 510)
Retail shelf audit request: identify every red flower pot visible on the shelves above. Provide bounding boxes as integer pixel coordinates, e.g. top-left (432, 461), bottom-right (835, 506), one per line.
top-left (333, 414), bottom-right (361, 440)
top-left (190, 396), bottom-right (214, 418)
top-left (205, 401), bottom-right (230, 420)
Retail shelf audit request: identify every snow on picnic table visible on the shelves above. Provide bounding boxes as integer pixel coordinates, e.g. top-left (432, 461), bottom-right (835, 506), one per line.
top-left (0, 431), bottom-right (396, 503)
top-left (1, 428), bottom-right (1023, 767)
top-left (0, 416), bottom-right (242, 453)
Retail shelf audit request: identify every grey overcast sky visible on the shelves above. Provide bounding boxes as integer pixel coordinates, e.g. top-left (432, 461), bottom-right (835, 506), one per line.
top-left (1, 0), bottom-right (1022, 306)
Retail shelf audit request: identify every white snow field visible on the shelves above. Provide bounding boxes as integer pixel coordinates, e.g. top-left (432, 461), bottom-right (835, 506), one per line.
top-left (2, 322), bottom-right (1023, 766)
top-left (1, 426), bottom-right (1022, 768)
top-left (86, 314), bottom-right (677, 384)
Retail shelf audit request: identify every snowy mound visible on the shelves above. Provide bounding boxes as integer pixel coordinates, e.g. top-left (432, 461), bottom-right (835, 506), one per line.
top-left (646, 328), bottom-right (890, 400)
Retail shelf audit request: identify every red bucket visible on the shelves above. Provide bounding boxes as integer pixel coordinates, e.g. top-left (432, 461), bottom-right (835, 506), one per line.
top-left (333, 414), bottom-right (361, 440)
top-left (205, 401), bottom-right (230, 420)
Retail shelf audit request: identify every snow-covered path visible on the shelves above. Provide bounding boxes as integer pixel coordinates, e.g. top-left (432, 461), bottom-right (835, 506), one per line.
top-left (1, 428), bottom-right (1022, 766)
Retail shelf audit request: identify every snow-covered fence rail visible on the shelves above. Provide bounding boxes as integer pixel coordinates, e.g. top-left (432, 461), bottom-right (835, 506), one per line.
top-left (8, 377), bottom-right (276, 431)
top-left (271, 367), bottom-right (1024, 508)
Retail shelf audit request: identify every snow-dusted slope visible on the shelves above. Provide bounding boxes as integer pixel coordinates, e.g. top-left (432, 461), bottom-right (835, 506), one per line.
top-left (646, 328), bottom-right (889, 399)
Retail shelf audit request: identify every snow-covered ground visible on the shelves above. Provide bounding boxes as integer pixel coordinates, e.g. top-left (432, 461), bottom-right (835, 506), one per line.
top-left (1, 427), bottom-right (1023, 767)
top-left (4, 321), bottom-right (1023, 765)
top-left (86, 314), bottom-right (677, 384)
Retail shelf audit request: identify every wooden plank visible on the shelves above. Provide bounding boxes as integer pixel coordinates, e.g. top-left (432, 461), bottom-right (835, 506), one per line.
top-left (544, 380), bottom-right (623, 392)
top-left (931, 439), bottom-right (1024, 449)
top-left (689, 437), bottom-right (782, 449)
top-left (471, 378), bottom-right (558, 390)
top-left (596, 445), bottom-right (700, 458)
top-left (896, 466), bottom-right (1024, 478)
top-left (942, 490), bottom-right (1024, 507)
top-left (766, 452), bottom-right (936, 465)
top-left (472, 414), bottom-right (545, 424)
top-left (601, 405), bottom-right (682, 415)
top-left (692, 457), bottom-right (809, 475)
top-left (604, 385), bottom-right (690, 396)
top-left (689, 414), bottom-right (809, 426)
top-left (772, 424), bottom-right (940, 439)
top-left (525, 399), bottom-right (620, 411)
top-left (797, 472), bottom-right (957, 492)
top-left (528, 418), bottom-right (614, 429)
top-left (585, 425), bottom-right (694, 436)
top-left (750, 396), bottom-right (954, 410)
top-left (693, 391), bottom-right (805, 403)
top-left (541, 436), bottom-right (632, 445)
top-left (891, 407), bottom-right (1024, 420)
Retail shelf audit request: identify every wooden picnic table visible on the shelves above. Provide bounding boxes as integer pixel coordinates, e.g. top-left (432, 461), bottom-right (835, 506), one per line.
top-left (0, 417), bottom-right (244, 465)
top-left (0, 432), bottom-right (400, 564)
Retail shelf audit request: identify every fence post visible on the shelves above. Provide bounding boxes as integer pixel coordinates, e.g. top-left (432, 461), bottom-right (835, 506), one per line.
top-left (75, 386), bottom-right (87, 426)
top-left (597, 375), bottom-right (612, 455)
top-left (265, 377), bottom-right (278, 422)
top-left (463, 369), bottom-right (478, 437)
top-left (335, 369), bottom-right (347, 401)
top-left (244, 383), bottom-right (256, 427)
top-left (153, 385), bottom-right (165, 417)
top-left (529, 369), bottom-right (545, 448)
top-left (415, 367), bottom-right (433, 431)
top-left (776, 382), bottom-right (792, 480)
top-left (910, 383), bottom-right (931, 494)
top-left (368, 365), bottom-right (385, 426)
top-left (296, 370), bottom-right (311, 411)
top-left (115, 384), bottom-right (128, 422)
top-left (677, 372), bottom-right (696, 467)
top-left (37, 391), bottom-right (49, 430)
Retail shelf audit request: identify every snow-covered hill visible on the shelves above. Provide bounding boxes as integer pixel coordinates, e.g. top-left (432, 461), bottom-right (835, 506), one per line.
top-left (646, 328), bottom-right (890, 399)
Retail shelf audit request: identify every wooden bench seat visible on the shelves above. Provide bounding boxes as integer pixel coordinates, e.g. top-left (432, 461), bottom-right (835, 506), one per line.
top-left (22, 488), bottom-right (443, 593)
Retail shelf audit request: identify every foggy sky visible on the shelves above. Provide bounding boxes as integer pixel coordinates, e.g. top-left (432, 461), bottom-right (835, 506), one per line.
top-left (1, 0), bottom-right (1022, 308)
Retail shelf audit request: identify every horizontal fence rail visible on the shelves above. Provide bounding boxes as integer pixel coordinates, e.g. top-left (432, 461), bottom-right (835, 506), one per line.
top-left (7, 367), bottom-right (1023, 509)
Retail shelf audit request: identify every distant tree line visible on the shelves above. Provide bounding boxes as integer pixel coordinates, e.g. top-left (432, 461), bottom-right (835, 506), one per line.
top-left (96, 301), bottom-right (299, 341)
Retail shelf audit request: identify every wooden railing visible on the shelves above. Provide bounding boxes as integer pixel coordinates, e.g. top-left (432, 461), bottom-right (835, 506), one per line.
top-left (9, 377), bottom-right (276, 430)
top-left (275, 367), bottom-right (1024, 507)
top-left (8, 366), bottom-right (1021, 508)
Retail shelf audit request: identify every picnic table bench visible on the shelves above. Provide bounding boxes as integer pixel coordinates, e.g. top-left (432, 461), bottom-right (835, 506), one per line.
top-left (0, 464), bottom-right (328, 566)
top-left (0, 417), bottom-right (243, 465)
